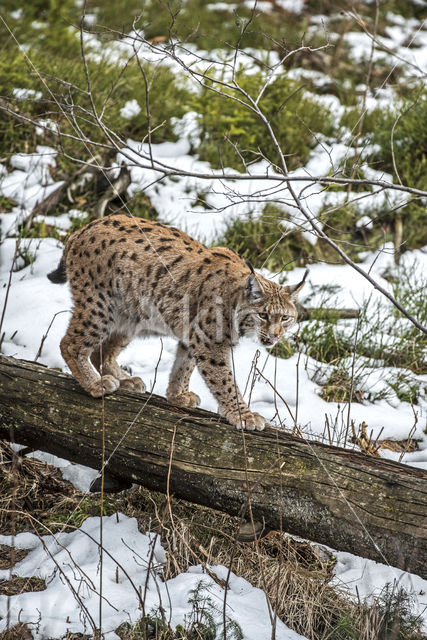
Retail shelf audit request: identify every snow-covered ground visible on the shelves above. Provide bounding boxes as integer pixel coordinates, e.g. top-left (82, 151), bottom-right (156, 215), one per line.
top-left (1, 5), bottom-right (427, 638)
top-left (0, 510), bottom-right (426, 639)
top-left (0, 515), bottom-right (306, 640)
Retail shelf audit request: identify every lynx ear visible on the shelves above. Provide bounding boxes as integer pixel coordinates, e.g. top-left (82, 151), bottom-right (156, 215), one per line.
top-left (285, 269), bottom-right (308, 299)
top-left (246, 274), bottom-right (264, 303)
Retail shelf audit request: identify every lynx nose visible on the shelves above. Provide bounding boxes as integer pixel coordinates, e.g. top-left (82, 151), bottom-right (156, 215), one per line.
top-left (270, 326), bottom-right (282, 340)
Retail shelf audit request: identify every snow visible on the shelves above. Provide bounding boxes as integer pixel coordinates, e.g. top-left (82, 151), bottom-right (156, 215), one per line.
top-left (275, 0), bottom-right (305, 13)
top-left (10, 8), bottom-right (23, 20)
top-left (120, 99), bottom-right (141, 119)
top-left (342, 26), bottom-right (427, 79)
top-left (0, 515), bottom-right (305, 640)
top-left (12, 88), bottom-right (42, 100)
top-left (35, 118), bottom-right (60, 136)
top-left (333, 550), bottom-right (427, 628)
top-left (0, 146), bottom-right (64, 237)
top-left (207, 3), bottom-right (237, 11)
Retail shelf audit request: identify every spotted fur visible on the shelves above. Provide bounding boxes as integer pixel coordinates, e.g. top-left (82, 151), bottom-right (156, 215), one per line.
top-left (49, 213), bottom-right (306, 430)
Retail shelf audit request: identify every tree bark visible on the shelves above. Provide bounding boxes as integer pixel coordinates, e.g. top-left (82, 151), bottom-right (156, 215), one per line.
top-left (0, 355), bottom-right (426, 579)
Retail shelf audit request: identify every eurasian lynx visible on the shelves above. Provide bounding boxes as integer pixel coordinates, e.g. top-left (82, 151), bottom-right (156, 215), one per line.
top-left (48, 213), bottom-right (306, 430)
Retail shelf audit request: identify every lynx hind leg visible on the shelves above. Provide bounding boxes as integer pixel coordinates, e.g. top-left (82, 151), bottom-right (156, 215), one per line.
top-left (90, 333), bottom-right (145, 393)
top-left (167, 342), bottom-right (200, 408)
top-left (60, 322), bottom-right (120, 398)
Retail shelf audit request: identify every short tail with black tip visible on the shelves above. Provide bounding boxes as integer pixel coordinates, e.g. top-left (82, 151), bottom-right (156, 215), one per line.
top-left (47, 257), bottom-right (67, 284)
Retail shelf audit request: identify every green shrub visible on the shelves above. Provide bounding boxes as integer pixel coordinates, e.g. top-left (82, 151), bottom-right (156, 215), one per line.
top-left (193, 72), bottom-right (336, 171)
top-left (215, 205), bottom-right (316, 272)
top-left (368, 91), bottom-right (427, 251)
top-left (116, 581), bottom-right (243, 640)
top-left (0, 0), bottom-right (193, 161)
top-left (375, 584), bottom-right (424, 639)
top-left (340, 106), bottom-right (382, 137)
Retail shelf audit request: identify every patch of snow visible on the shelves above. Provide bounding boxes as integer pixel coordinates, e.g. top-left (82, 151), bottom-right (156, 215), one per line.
top-left (83, 12), bottom-right (97, 25)
top-left (12, 88), bottom-right (42, 100)
top-left (355, 215), bottom-right (373, 229)
top-left (332, 550), bottom-right (427, 631)
top-left (242, 0), bottom-right (275, 12)
top-left (25, 450), bottom-right (99, 492)
top-left (0, 515), bottom-right (306, 640)
top-left (275, 0), bottom-right (304, 13)
top-left (120, 99), bottom-right (141, 119)
top-left (35, 119), bottom-right (60, 136)
top-left (0, 147), bottom-right (64, 233)
top-left (207, 2), bottom-right (237, 10)
top-left (33, 213), bottom-right (73, 231)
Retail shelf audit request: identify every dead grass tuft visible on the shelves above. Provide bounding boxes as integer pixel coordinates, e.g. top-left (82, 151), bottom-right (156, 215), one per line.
top-left (0, 624), bottom-right (34, 640)
top-left (0, 441), bottom-right (81, 535)
top-left (0, 575), bottom-right (46, 597)
top-left (320, 367), bottom-right (364, 404)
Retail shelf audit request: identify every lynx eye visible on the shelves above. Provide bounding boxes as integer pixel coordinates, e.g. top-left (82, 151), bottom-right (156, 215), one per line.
top-left (258, 312), bottom-right (268, 320)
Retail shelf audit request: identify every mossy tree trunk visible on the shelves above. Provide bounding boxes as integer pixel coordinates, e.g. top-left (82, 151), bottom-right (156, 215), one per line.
top-left (0, 355), bottom-right (426, 578)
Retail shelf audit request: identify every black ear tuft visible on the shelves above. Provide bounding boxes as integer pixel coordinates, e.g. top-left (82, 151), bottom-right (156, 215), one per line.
top-left (246, 274), bottom-right (264, 303)
top-left (246, 260), bottom-right (255, 274)
top-left (287, 269), bottom-right (308, 298)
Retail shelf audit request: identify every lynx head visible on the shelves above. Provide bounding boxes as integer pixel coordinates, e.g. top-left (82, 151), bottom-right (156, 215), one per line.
top-left (240, 266), bottom-right (307, 346)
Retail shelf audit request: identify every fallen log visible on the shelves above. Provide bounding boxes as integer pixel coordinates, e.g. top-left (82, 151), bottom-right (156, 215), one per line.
top-left (296, 304), bottom-right (359, 321)
top-left (0, 355), bottom-right (426, 578)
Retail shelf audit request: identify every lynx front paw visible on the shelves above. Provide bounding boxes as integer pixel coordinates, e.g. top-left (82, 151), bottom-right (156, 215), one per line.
top-left (89, 375), bottom-right (120, 397)
top-left (119, 376), bottom-right (146, 393)
top-left (226, 410), bottom-right (266, 431)
top-left (167, 391), bottom-right (201, 408)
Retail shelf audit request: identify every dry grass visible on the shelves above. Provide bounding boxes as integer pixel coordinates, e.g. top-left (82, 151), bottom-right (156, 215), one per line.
top-left (0, 575), bottom-right (46, 597)
top-left (0, 623), bottom-right (34, 640)
top-left (0, 441), bottom-right (81, 535)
